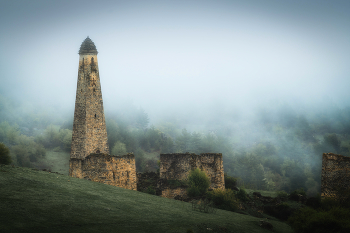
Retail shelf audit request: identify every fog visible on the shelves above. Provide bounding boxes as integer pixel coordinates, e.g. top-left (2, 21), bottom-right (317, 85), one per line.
top-left (1, 0), bottom-right (349, 121)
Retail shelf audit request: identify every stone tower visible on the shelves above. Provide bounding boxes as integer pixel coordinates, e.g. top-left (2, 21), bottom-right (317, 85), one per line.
top-left (69, 37), bottom-right (109, 166)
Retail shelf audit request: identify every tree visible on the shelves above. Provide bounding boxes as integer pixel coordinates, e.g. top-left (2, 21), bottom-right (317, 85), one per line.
top-left (190, 132), bottom-right (202, 154)
top-left (176, 129), bottom-right (191, 153)
top-left (0, 142), bottom-right (11, 165)
top-left (187, 168), bottom-right (210, 197)
top-left (136, 108), bottom-right (149, 129)
top-left (111, 141), bottom-right (127, 155)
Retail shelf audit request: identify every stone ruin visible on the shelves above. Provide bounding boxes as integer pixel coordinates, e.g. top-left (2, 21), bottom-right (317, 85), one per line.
top-left (321, 153), bottom-right (350, 199)
top-left (69, 153), bottom-right (137, 190)
top-left (69, 38), bottom-right (225, 198)
top-left (158, 152), bottom-right (225, 199)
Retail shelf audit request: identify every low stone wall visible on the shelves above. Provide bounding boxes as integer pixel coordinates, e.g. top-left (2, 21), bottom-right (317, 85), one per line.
top-left (321, 153), bottom-right (350, 198)
top-left (69, 153), bottom-right (137, 190)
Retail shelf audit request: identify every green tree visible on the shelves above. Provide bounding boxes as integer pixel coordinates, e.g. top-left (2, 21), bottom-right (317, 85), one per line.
top-left (160, 136), bottom-right (174, 153)
top-left (200, 133), bottom-right (217, 152)
top-left (111, 141), bottom-right (127, 155)
top-left (136, 108), bottom-right (149, 129)
top-left (190, 132), bottom-right (202, 153)
top-left (176, 129), bottom-right (191, 153)
top-left (0, 142), bottom-right (11, 165)
top-left (187, 168), bottom-right (210, 197)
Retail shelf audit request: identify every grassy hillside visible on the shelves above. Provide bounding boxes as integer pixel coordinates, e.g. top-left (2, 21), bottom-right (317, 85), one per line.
top-left (0, 165), bottom-right (294, 233)
top-left (45, 150), bottom-right (70, 175)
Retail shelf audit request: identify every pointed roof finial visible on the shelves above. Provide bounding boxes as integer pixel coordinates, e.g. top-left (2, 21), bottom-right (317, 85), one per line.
top-left (79, 37), bottom-right (98, 55)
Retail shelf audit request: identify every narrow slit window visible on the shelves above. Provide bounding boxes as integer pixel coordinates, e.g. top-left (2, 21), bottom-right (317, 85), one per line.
top-left (94, 114), bottom-right (97, 118)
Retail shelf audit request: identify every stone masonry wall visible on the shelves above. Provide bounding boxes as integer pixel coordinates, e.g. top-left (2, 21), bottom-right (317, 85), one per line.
top-left (160, 153), bottom-right (225, 190)
top-left (69, 153), bottom-right (136, 190)
top-left (71, 40), bottom-right (109, 160)
top-left (321, 153), bottom-right (350, 198)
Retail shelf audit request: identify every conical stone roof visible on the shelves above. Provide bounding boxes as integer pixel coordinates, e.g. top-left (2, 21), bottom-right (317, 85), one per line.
top-left (79, 37), bottom-right (98, 55)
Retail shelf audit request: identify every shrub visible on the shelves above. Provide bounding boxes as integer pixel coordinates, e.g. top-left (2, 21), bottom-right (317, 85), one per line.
top-left (306, 193), bottom-right (322, 209)
top-left (145, 186), bottom-right (156, 195)
top-left (288, 206), bottom-right (350, 233)
top-left (187, 168), bottom-right (210, 198)
top-left (276, 190), bottom-right (289, 199)
top-left (206, 189), bottom-right (239, 211)
top-left (0, 142), bottom-right (11, 165)
top-left (264, 202), bottom-right (293, 221)
top-left (321, 191), bottom-right (350, 211)
top-left (290, 188), bottom-right (306, 201)
top-left (224, 174), bottom-right (238, 190)
top-left (236, 188), bottom-right (249, 202)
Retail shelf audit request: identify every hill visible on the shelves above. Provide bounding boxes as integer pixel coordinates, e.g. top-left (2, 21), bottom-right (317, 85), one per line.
top-left (0, 164), bottom-right (294, 233)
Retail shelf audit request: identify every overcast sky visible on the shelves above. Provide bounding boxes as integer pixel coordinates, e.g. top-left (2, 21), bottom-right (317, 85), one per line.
top-left (1, 0), bottom-right (349, 122)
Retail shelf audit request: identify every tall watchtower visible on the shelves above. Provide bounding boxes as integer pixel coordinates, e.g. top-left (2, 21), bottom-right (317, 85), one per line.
top-left (70, 37), bottom-right (109, 166)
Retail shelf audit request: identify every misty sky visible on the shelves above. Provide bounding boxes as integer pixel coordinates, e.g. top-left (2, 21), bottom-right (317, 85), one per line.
top-left (1, 0), bottom-right (350, 122)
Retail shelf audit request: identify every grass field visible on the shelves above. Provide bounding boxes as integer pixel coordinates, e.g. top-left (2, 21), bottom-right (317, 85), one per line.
top-left (45, 150), bottom-right (70, 175)
top-left (0, 164), bottom-right (294, 233)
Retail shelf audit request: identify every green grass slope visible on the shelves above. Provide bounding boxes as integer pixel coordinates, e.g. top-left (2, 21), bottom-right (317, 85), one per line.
top-left (0, 165), bottom-right (294, 233)
top-left (45, 150), bottom-right (70, 175)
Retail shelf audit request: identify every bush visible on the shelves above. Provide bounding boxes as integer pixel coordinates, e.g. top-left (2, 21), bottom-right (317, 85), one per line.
top-left (145, 186), bottom-right (156, 195)
top-left (290, 188), bottom-right (306, 201)
top-left (224, 174), bottom-right (237, 190)
top-left (264, 202), bottom-right (294, 221)
top-left (187, 168), bottom-right (210, 198)
top-left (0, 142), bottom-right (11, 165)
top-left (206, 189), bottom-right (239, 211)
top-left (306, 193), bottom-right (322, 209)
top-left (276, 190), bottom-right (289, 199)
top-left (321, 192), bottom-right (350, 211)
top-left (236, 188), bottom-right (249, 202)
top-left (288, 206), bottom-right (350, 233)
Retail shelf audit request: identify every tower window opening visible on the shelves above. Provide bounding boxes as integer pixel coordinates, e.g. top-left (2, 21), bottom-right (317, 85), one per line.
top-left (95, 114), bottom-right (97, 118)
top-left (93, 88), bottom-right (95, 92)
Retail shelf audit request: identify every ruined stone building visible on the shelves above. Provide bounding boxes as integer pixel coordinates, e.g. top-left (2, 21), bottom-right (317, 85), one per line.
top-left (158, 153), bottom-right (225, 199)
top-left (68, 38), bottom-right (225, 195)
top-left (137, 153), bottom-right (225, 200)
top-left (69, 37), bottom-right (137, 190)
top-left (321, 153), bottom-right (350, 199)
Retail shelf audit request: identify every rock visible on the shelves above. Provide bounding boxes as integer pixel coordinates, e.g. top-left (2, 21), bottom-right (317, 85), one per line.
top-left (259, 220), bottom-right (273, 230)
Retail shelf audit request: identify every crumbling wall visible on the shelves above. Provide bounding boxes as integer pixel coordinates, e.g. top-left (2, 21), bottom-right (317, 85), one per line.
top-left (321, 153), bottom-right (350, 198)
top-left (158, 153), bottom-right (224, 200)
top-left (69, 153), bottom-right (136, 190)
top-left (160, 153), bottom-right (225, 194)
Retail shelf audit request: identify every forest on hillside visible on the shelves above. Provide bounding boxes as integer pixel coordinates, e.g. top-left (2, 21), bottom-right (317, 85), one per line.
top-left (1, 93), bottom-right (350, 197)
